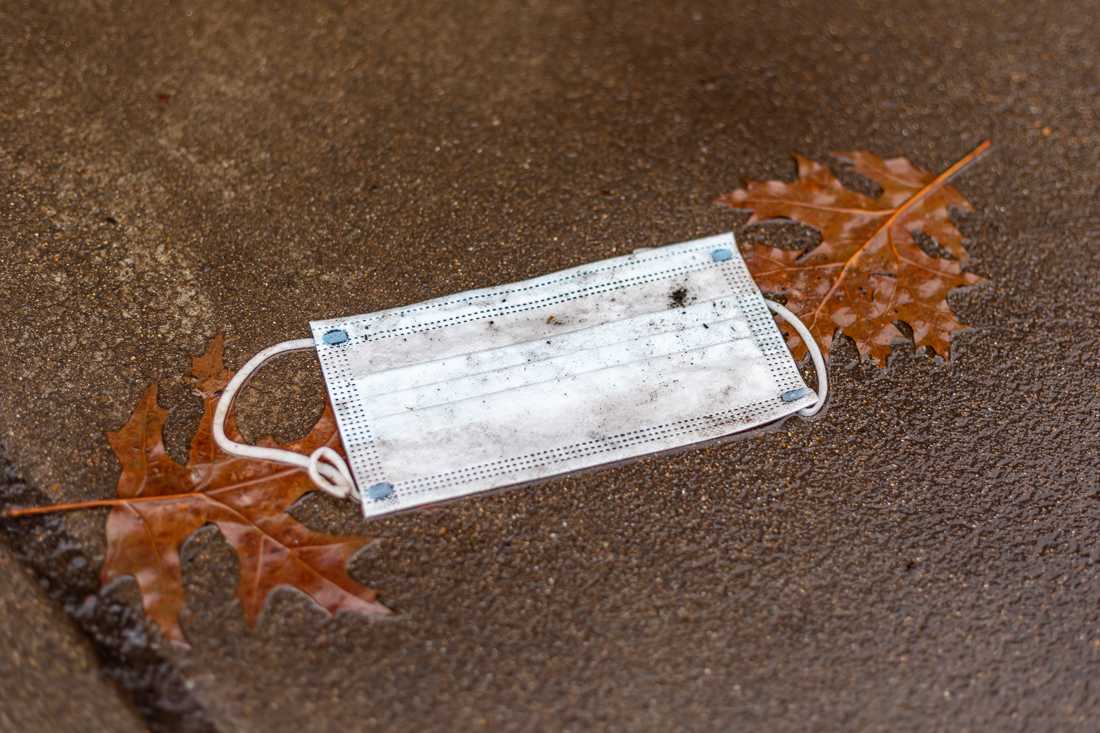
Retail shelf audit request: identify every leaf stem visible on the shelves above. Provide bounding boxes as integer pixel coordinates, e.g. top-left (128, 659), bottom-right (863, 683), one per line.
top-left (4, 493), bottom-right (203, 518)
top-left (5, 433), bottom-right (340, 519)
top-left (883, 139), bottom-right (991, 227)
top-left (806, 139), bottom-right (991, 330)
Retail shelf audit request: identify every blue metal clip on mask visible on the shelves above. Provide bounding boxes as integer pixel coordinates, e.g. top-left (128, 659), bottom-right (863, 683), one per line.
top-left (212, 233), bottom-right (826, 519)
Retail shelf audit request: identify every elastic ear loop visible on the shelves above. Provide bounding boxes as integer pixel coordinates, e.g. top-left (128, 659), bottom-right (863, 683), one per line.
top-left (765, 300), bottom-right (828, 417)
top-left (212, 338), bottom-right (358, 500)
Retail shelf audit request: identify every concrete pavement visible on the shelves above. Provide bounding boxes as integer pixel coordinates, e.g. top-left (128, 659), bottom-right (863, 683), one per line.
top-left (1, 0), bottom-right (1098, 729)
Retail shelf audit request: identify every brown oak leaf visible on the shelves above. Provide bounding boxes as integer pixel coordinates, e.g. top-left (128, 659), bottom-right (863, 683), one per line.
top-left (14, 335), bottom-right (389, 644)
top-left (716, 140), bottom-right (989, 365)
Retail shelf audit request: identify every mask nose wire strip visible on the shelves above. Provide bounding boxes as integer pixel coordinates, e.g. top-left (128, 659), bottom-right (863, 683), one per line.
top-left (211, 338), bottom-right (358, 500)
top-left (764, 300), bottom-right (828, 417)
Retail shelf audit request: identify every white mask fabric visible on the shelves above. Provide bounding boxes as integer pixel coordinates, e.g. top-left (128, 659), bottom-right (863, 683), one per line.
top-left (212, 233), bottom-right (826, 520)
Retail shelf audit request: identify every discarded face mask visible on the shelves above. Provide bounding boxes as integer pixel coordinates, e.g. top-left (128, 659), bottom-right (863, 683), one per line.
top-left (213, 232), bottom-right (826, 519)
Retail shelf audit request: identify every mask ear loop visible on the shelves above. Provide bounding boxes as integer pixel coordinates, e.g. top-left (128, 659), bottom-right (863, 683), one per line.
top-left (211, 338), bottom-right (358, 500)
top-left (764, 300), bottom-right (828, 417)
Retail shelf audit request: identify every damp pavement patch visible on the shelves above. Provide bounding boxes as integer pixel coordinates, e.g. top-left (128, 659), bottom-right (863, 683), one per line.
top-left (1, 0), bottom-right (1099, 730)
top-left (0, 544), bottom-right (145, 732)
top-left (0, 454), bottom-right (215, 733)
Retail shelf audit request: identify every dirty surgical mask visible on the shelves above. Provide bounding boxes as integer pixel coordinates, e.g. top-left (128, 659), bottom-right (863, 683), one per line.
top-left (212, 233), bottom-right (826, 519)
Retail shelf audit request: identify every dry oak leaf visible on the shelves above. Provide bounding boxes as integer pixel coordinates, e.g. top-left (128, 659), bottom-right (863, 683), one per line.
top-left (92, 334), bottom-right (386, 643)
top-left (717, 140), bottom-right (990, 365)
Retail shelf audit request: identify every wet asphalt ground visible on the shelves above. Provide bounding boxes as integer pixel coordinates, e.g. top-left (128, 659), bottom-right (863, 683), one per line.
top-left (1, 0), bottom-right (1099, 730)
